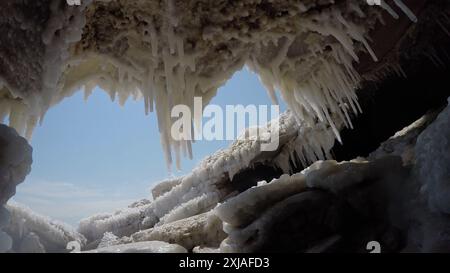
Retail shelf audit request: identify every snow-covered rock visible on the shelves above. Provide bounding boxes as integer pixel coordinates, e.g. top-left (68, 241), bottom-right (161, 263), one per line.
top-left (215, 154), bottom-right (407, 252)
top-left (215, 172), bottom-right (307, 228)
top-left (5, 202), bottom-right (86, 253)
top-left (0, 230), bottom-right (12, 253)
top-left (219, 191), bottom-right (335, 253)
top-left (77, 111), bottom-right (337, 242)
top-left (131, 212), bottom-right (226, 251)
top-left (18, 232), bottom-right (45, 253)
top-left (83, 241), bottom-right (187, 253)
top-left (97, 232), bottom-right (120, 249)
top-left (78, 201), bottom-right (153, 242)
top-left (151, 177), bottom-right (182, 200)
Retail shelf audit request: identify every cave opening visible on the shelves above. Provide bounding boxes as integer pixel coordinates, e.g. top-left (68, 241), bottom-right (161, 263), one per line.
top-left (11, 67), bottom-right (281, 225)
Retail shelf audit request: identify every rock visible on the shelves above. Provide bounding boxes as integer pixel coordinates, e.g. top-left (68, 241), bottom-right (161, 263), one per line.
top-left (369, 110), bottom-right (440, 165)
top-left (18, 232), bottom-right (45, 253)
top-left (415, 98), bottom-right (450, 214)
top-left (83, 241), bottom-right (187, 253)
top-left (151, 178), bottom-right (182, 200)
top-left (0, 230), bottom-right (12, 252)
top-left (0, 124), bottom-right (32, 205)
top-left (0, 124), bottom-right (32, 253)
top-left (131, 212), bottom-right (226, 251)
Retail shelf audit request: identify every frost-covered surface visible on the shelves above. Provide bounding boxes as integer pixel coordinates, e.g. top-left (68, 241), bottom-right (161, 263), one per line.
top-left (97, 232), bottom-right (120, 249)
top-left (219, 191), bottom-right (330, 253)
top-left (6, 100), bottom-right (445, 253)
top-left (78, 200), bottom-right (153, 242)
top-left (151, 177), bottom-right (183, 200)
top-left (215, 165), bottom-right (312, 252)
top-left (272, 118), bottom-right (338, 173)
top-left (304, 156), bottom-right (406, 193)
top-left (3, 0), bottom-right (441, 253)
top-left (216, 156), bottom-right (405, 252)
top-left (4, 202), bottom-right (86, 253)
top-left (131, 212), bottom-right (226, 251)
top-left (77, 111), bottom-right (337, 243)
top-left (416, 98), bottom-right (450, 214)
top-left (83, 240), bottom-right (187, 253)
top-left (3, 100), bottom-right (449, 253)
top-left (215, 173), bottom-right (307, 228)
top-left (0, 0), bottom-right (91, 139)
top-left (0, 0), bottom-right (417, 170)
top-left (209, 106), bottom-right (450, 252)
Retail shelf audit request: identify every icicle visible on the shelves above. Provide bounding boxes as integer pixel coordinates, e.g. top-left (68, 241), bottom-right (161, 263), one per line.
top-left (176, 37), bottom-right (185, 63)
top-left (84, 82), bottom-right (95, 101)
top-left (380, 0), bottom-right (399, 20)
top-left (166, 24), bottom-right (176, 55)
top-left (394, 0), bottom-right (418, 22)
top-left (118, 90), bottom-right (128, 107)
top-left (9, 106), bottom-right (27, 136)
top-left (150, 22), bottom-right (159, 58)
top-left (0, 101), bottom-right (10, 124)
top-left (1, 0), bottom-right (423, 171)
top-left (25, 116), bottom-right (38, 140)
top-left (335, 11), bottom-right (378, 62)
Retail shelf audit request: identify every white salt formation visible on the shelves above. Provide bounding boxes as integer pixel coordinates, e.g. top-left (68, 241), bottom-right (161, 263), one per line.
top-left (130, 212), bottom-right (226, 251)
top-left (1, 100), bottom-right (449, 252)
top-left (5, 0), bottom-right (444, 253)
top-left (78, 111), bottom-right (337, 242)
top-left (76, 100), bottom-right (450, 253)
top-left (216, 156), bottom-right (406, 253)
top-left (83, 241), bottom-right (187, 253)
top-left (5, 202), bottom-right (86, 253)
top-left (0, 0), bottom-right (417, 169)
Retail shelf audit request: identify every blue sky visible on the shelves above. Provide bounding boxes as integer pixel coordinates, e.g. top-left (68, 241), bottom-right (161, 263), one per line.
top-left (13, 68), bottom-right (286, 226)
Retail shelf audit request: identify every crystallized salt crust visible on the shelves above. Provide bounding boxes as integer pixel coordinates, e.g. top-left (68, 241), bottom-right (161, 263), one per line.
top-left (0, 0), bottom-right (417, 168)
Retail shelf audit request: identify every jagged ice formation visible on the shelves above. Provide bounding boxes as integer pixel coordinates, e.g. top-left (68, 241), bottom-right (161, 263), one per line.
top-left (0, 0), bottom-right (418, 169)
top-left (4, 0), bottom-right (450, 253)
top-left (77, 111), bottom-right (337, 243)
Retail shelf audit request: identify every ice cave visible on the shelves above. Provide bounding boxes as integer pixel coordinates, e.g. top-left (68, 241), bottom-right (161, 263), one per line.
top-left (1, 0), bottom-right (450, 254)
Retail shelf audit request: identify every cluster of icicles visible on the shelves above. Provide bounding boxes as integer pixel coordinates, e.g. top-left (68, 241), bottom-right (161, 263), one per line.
top-left (0, 0), bottom-right (417, 170)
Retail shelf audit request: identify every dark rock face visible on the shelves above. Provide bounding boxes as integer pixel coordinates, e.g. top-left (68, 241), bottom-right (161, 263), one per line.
top-left (0, 0), bottom-right (51, 99)
top-left (0, 124), bottom-right (32, 205)
top-left (0, 124), bottom-right (32, 252)
top-left (225, 156), bottom-right (412, 253)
